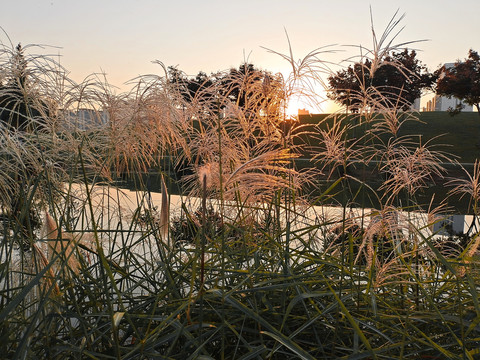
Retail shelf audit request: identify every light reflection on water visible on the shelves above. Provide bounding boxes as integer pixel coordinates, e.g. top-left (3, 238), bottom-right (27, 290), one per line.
top-left (66, 183), bottom-right (477, 246)
top-left (4, 183), bottom-right (476, 270)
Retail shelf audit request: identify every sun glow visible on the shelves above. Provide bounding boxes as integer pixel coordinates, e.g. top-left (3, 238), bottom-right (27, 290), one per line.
top-left (285, 92), bottom-right (343, 116)
top-left (285, 96), bottom-right (314, 118)
top-left (283, 85), bottom-right (336, 117)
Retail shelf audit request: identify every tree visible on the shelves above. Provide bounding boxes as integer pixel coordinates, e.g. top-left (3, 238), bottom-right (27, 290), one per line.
top-left (0, 43), bottom-right (49, 131)
top-left (168, 67), bottom-right (215, 106)
top-left (219, 63), bottom-right (265, 108)
top-left (328, 49), bottom-right (434, 112)
top-left (0, 44), bottom-right (52, 247)
top-left (219, 63), bottom-right (285, 121)
top-left (168, 63), bottom-right (284, 118)
top-left (435, 49), bottom-right (480, 115)
top-left (166, 64), bottom-right (286, 181)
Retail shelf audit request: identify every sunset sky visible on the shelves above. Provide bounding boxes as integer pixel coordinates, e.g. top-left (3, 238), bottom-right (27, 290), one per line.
top-left (1, 0), bottom-right (479, 112)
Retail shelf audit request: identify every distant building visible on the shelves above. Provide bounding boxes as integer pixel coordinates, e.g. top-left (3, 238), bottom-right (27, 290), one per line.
top-left (431, 214), bottom-right (480, 237)
top-left (411, 98), bottom-right (421, 111)
top-left (422, 63), bottom-right (473, 112)
top-left (422, 94), bottom-right (473, 112)
top-left (298, 108), bottom-right (310, 116)
top-left (62, 108), bottom-right (109, 131)
top-left (433, 95), bottom-right (472, 112)
top-left (423, 98), bottom-right (435, 112)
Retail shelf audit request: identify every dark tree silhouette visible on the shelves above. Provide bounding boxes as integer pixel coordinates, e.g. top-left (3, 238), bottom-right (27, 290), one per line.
top-left (0, 44), bottom-right (49, 132)
top-left (167, 64), bottom-right (285, 180)
top-left (168, 63), bottom-right (284, 118)
top-left (220, 63), bottom-right (263, 107)
top-left (435, 49), bottom-right (480, 115)
top-left (168, 67), bottom-right (215, 106)
top-left (328, 49), bottom-right (434, 112)
top-left (0, 44), bottom-right (53, 247)
top-left (218, 63), bottom-right (285, 121)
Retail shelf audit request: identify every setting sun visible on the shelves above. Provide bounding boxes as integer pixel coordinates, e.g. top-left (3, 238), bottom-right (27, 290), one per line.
top-left (285, 96), bottom-right (312, 117)
top-left (284, 87), bottom-right (342, 116)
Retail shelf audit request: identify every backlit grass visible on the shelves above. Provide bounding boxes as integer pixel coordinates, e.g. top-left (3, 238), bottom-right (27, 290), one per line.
top-left (1, 12), bottom-right (480, 359)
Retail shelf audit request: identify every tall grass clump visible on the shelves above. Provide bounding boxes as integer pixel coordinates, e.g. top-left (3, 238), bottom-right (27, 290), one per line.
top-left (1, 11), bottom-right (480, 359)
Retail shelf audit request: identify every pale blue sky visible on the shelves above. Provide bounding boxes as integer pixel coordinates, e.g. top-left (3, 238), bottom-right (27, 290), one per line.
top-left (1, 1), bottom-right (479, 111)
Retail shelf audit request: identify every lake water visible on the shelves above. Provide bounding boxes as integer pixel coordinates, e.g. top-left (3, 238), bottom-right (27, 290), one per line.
top-left (65, 183), bottom-right (477, 247)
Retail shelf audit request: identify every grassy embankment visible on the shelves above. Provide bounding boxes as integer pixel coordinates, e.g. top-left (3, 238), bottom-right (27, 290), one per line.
top-left (295, 111), bottom-right (480, 213)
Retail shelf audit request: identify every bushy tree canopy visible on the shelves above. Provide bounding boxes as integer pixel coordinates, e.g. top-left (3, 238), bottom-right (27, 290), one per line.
top-left (435, 49), bottom-right (480, 114)
top-left (328, 49), bottom-right (434, 112)
top-left (0, 44), bottom-right (50, 131)
top-left (167, 67), bottom-right (215, 106)
top-left (167, 63), bottom-right (285, 118)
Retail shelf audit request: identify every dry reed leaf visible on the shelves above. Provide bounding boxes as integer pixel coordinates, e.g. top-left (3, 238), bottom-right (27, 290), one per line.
top-left (44, 212), bottom-right (89, 274)
top-left (159, 174), bottom-right (169, 241)
top-left (32, 242), bottom-right (61, 296)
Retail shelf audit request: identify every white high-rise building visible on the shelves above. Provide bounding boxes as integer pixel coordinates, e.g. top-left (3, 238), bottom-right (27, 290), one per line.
top-left (433, 95), bottom-right (473, 112)
top-left (62, 108), bottom-right (109, 131)
top-left (434, 63), bottom-right (473, 112)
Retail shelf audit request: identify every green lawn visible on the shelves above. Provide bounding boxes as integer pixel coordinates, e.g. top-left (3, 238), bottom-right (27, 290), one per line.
top-left (296, 111), bottom-right (480, 214)
top-left (298, 111), bottom-right (480, 164)
top-left (400, 111), bottom-right (480, 164)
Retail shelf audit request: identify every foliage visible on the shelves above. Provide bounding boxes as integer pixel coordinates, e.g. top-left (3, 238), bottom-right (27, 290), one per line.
top-left (435, 49), bottom-right (480, 114)
top-left (163, 62), bottom-right (301, 204)
top-left (219, 63), bottom-right (285, 118)
top-left (3, 180), bottom-right (480, 359)
top-left (167, 67), bottom-right (216, 107)
top-left (447, 103), bottom-right (465, 117)
top-left (168, 63), bottom-right (285, 119)
top-left (328, 49), bottom-right (434, 112)
top-left (0, 43), bottom-right (58, 247)
top-left (0, 44), bottom-right (51, 131)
